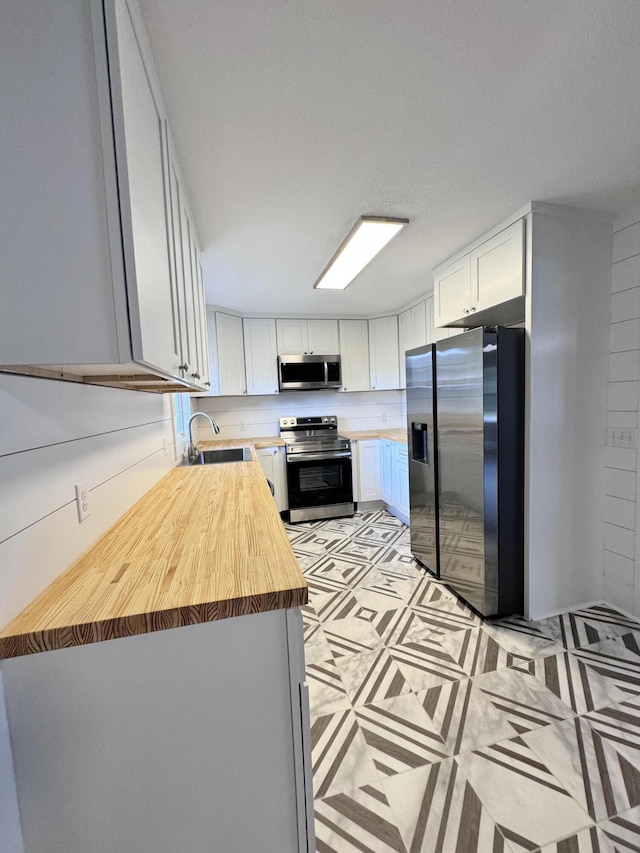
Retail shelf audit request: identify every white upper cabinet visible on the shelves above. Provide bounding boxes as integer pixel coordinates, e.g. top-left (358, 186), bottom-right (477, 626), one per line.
top-left (369, 316), bottom-right (400, 391)
top-left (166, 130), bottom-right (210, 390)
top-left (307, 319), bottom-right (340, 354)
top-left (0, 0), bottom-right (208, 392)
top-left (276, 319), bottom-right (339, 355)
top-left (244, 319), bottom-right (279, 395)
top-left (470, 219), bottom-right (525, 313)
top-left (216, 313), bottom-right (246, 396)
top-left (111, 0), bottom-right (178, 379)
top-left (434, 255), bottom-right (472, 327)
top-left (398, 301), bottom-right (428, 388)
top-left (433, 219), bottom-right (525, 329)
top-left (426, 296), bottom-right (454, 342)
top-left (338, 321), bottom-right (370, 392)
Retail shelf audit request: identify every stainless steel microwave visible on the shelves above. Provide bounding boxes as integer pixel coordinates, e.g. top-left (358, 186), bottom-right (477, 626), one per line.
top-left (277, 354), bottom-right (342, 391)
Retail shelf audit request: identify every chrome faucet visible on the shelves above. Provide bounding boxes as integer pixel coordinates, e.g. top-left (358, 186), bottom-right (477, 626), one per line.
top-left (188, 412), bottom-right (220, 462)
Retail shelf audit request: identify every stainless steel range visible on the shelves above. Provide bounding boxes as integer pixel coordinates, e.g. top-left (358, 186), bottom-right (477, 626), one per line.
top-left (280, 415), bottom-right (354, 523)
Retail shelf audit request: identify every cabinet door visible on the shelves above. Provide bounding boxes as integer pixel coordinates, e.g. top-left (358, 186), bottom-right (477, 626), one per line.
top-left (179, 202), bottom-right (200, 380)
top-left (216, 313), bottom-right (246, 395)
top-left (427, 296), bottom-right (454, 342)
top-left (339, 320), bottom-right (370, 392)
top-left (471, 219), bottom-right (524, 313)
top-left (255, 447), bottom-right (287, 512)
top-left (166, 150), bottom-right (190, 384)
top-left (358, 440), bottom-right (381, 502)
top-left (392, 443), bottom-right (409, 520)
top-left (369, 316), bottom-right (400, 390)
top-left (194, 252), bottom-right (211, 390)
top-left (204, 309), bottom-right (220, 395)
top-left (276, 319), bottom-right (308, 355)
top-left (244, 319), bottom-right (279, 395)
top-left (380, 441), bottom-right (392, 505)
top-left (398, 308), bottom-right (412, 390)
top-left (433, 255), bottom-right (471, 327)
top-left (110, 0), bottom-right (179, 378)
top-left (307, 320), bottom-right (339, 355)
top-left (410, 302), bottom-right (428, 349)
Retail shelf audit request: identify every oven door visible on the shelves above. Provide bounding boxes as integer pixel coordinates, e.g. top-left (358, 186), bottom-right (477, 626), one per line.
top-left (286, 451), bottom-right (353, 512)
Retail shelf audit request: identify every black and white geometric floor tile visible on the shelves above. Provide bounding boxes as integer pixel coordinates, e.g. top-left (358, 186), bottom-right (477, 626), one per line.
top-left (286, 510), bottom-right (640, 853)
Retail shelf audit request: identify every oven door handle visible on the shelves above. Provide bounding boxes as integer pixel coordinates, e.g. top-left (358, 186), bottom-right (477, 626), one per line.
top-left (286, 451), bottom-right (352, 463)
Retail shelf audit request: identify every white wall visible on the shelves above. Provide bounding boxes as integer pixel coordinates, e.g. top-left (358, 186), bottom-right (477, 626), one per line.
top-left (525, 208), bottom-right (611, 620)
top-left (0, 373), bottom-right (178, 848)
top-left (190, 389), bottom-right (404, 441)
top-left (604, 203), bottom-right (640, 617)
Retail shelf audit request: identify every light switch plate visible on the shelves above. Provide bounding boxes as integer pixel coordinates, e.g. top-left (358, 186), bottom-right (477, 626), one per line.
top-left (607, 427), bottom-right (638, 449)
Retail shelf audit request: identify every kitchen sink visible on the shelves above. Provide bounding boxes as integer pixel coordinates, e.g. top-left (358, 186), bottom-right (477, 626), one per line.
top-left (191, 448), bottom-right (251, 465)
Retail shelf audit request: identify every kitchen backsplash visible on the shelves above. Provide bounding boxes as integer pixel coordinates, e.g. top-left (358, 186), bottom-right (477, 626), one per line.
top-left (190, 389), bottom-right (406, 441)
top-left (0, 374), bottom-right (175, 629)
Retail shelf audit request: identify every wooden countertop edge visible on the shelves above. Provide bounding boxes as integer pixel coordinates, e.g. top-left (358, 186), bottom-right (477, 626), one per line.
top-left (0, 587), bottom-right (308, 660)
top-left (0, 445), bottom-right (307, 661)
top-left (342, 429), bottom-right (408, 443)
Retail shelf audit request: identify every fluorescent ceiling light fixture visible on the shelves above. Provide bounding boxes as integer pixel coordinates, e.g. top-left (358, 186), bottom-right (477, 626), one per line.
top-left (314, 216), bottom-right (409, 290)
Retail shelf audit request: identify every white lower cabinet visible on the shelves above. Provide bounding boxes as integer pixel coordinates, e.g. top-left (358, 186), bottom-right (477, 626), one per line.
top-left (391, 442), bottom-right (410, 524)
top-left (380, 440), bottom-right (409, 524)
top-left (356, 440), bottom-right (381, 502)
top-left (2, 608), bottom-right (314, 853)
top-left (255, 446), bottom-right (287, 512)
top-left (380, 440), bottom-right (392, 505)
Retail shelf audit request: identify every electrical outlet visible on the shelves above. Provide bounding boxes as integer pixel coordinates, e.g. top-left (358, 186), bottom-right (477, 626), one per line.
top-left (163, 438), bottom-right (171, 457)
top-left (381, 413), bottom-right (388, 423)
top-left (239, 422), bottom-right (245, 432)
top-left (75, 481), bottom-right (91, 523)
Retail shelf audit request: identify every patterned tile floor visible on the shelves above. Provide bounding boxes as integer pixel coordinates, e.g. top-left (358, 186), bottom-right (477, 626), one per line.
top-left (284, 509), bottom-right (640, 853)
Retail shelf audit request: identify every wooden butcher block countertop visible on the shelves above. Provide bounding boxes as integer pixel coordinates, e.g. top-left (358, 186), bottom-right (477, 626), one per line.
top-left (0, 445), bottom-right (306, 660)
top-left (342, 428), bottom-right (408, 443)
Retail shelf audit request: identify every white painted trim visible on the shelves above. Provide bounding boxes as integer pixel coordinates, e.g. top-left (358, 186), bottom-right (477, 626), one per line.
top-left (527, 599), bottom-right (605, 622)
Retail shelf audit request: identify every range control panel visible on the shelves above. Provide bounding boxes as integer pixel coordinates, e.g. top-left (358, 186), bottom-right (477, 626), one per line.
top-left (280, 415), bottom-right (337, 429)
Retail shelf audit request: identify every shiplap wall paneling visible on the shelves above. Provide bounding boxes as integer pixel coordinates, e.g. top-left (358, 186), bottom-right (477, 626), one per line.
top-left (605, 203), bottom-right (640, 616)
top-left (189, 390), bottom-right (404, 443)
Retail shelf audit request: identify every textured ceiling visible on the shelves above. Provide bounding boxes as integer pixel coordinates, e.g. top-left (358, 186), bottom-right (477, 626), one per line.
top-left (139, 0), bottom-right (640, 317)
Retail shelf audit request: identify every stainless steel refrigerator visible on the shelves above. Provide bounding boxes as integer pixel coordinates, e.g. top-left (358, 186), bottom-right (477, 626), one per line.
top-left (406, 327), bottom-right (524, 618)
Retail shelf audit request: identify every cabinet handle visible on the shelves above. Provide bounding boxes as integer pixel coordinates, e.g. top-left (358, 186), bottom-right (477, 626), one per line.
top-left (372, 385), bottom-right (376, 390)
top-left (205, 381), bottom-right (211, 387)
top-left (191, 372), bottom-right (201, 379)
top-left (179, 363), bottom-right (189, 372)
top-left (470, 306), bottom-right (476, 312)
top-left (463, 308), bottom-right (470, 315)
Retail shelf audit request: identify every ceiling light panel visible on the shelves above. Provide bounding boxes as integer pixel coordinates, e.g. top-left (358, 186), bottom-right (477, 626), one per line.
top-left (314, 216), bottom-right (408, 290)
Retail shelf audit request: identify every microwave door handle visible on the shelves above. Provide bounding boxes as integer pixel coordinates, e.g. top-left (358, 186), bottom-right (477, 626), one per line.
top-left (324, 360), bottom-right (328, 385)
